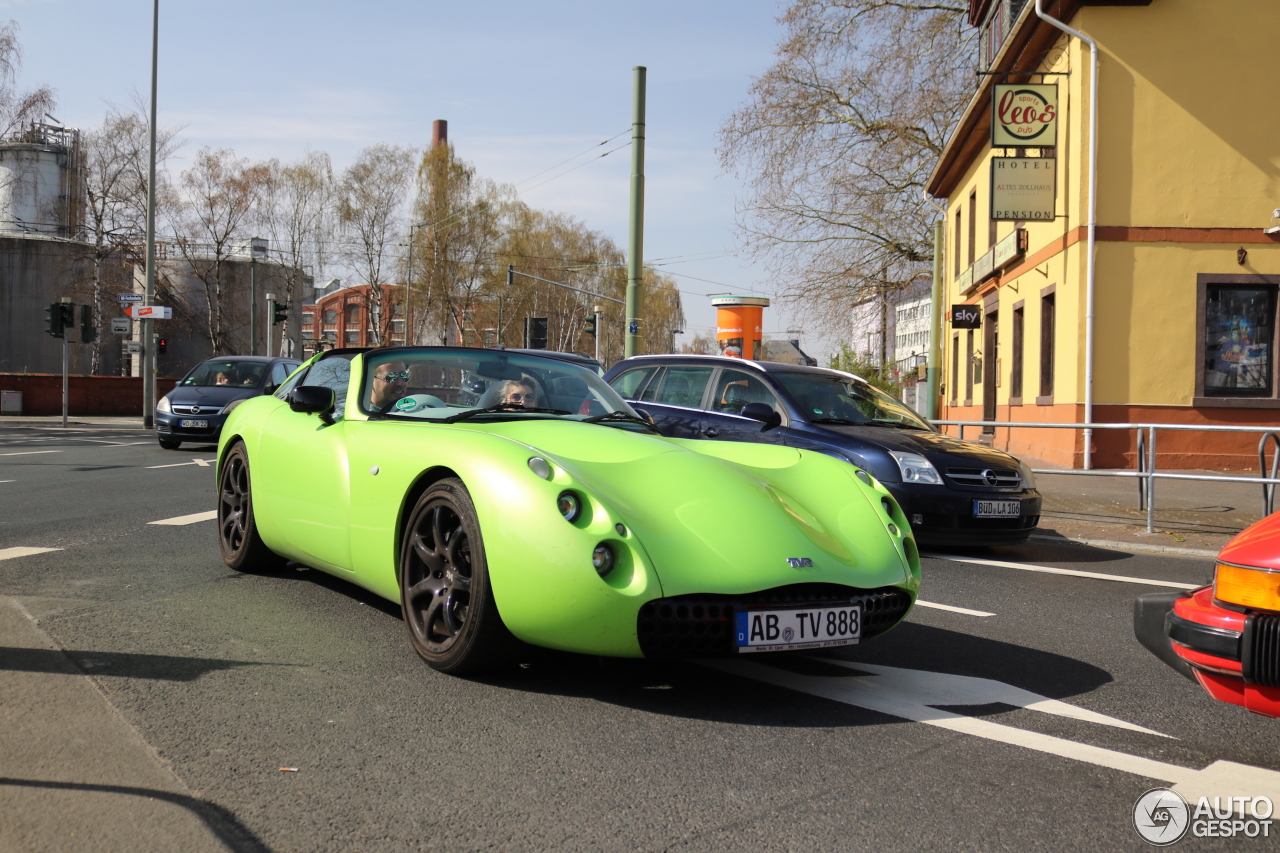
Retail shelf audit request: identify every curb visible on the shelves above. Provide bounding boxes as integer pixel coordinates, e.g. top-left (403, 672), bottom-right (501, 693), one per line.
top-left (1028, 533), bottom-right (1220, 559)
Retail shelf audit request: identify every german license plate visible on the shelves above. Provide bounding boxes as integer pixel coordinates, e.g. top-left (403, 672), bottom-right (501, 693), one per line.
top-left (734, 604), bottom-right (861, 653)
top-left (974, 499), bottom-right (1020, 518)
top-left (179, 419), bottom-right (209, 429)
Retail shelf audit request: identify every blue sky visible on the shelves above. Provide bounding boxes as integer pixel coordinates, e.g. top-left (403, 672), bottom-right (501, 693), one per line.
top-left (8, 0), bottom-right (836, 357)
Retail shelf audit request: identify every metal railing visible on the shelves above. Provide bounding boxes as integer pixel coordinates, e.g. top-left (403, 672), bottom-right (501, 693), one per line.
top-left (930, 419), bottom-right (1280, 534)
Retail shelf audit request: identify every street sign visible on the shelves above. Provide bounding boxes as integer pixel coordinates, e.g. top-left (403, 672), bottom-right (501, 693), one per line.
top-left (118, 293), bottom-right (144, 303)
top-left (125, 341), bottom-right (143, 354)
top-left (111, 317), bottom-right (131, 335)
top-left (124, 305), bottom-right (172, 319)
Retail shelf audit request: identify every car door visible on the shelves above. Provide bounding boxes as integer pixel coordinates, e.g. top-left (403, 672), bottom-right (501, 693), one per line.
top-left (628, 365), bottom-right (714, 439)
top-left (700, 368), bottom-right (789, 445)
top-left (253, 353), bottom-right (357, 573)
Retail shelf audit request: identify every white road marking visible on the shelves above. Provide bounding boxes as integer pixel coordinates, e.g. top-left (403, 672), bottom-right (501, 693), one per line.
top-left (146, 458), bottom-right (213, 470)
top-left (707, 660), bottom-right (1280, 806)
top-left (149, 510), bottom-right (217, 526)
top-left (0, 450), bottom-right (61, 457)
top-left (924, 553), bottom-right (1201, 589)
top-left (0, 479), bottom-right (13, 483)
top-left (0, 546), bottom-right (61, 560)
top-left (913, 600), bottom-right (995, 617)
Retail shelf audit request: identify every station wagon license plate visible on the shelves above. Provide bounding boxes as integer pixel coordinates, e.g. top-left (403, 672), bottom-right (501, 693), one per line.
top-left (734, 604), bottom-right (861, 653)
top-left (179, 419), bottom-right (209, 429)
top-left (974, 499), bottom-right (1020, 518)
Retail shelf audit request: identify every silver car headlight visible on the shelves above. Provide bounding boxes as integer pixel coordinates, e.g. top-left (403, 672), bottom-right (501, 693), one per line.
top-left (1017, 459), bottom-right (1037, 490)
top-left (889, 451), bottom-right (942, 485)
top-left (156, 396), bottom-right (171, 413)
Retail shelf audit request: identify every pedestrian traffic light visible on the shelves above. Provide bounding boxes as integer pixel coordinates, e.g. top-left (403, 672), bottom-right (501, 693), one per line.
top-left (271, 299), bottom-right (288, 326)
top-left (157, 337), bottom-right (167, 354)
top-left (44, 303), bottom-right (64, 338)
top-left (60, 303), bottom-right (75, 330)
top-left (583, 312), bottom-right (597, 337)
top-left (79, 304), bottom-right (96, 343)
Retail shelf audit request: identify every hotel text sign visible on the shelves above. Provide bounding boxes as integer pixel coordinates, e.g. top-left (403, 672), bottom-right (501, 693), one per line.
top-left (990, 157), bottom-right (1056, 221)
top-left (991, 84), bottom-right (1057, 147)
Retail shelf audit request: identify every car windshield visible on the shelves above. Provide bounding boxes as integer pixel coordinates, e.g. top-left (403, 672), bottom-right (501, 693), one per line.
top-left (182, 360), bottom-right (266, 388)
top-left (773, 372), bottom-right (933, 430)
top-left (358, 347), bottom-right (640, 424)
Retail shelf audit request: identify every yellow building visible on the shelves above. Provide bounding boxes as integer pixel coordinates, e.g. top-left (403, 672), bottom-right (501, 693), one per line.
top-left (927, 0), bottom-right (1280, 469)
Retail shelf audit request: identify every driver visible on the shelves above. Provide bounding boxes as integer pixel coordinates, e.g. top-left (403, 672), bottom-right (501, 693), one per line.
top-left (370, 361), bottom-right (410, 409)
top-left (496, 377), bottom-right (539, 408)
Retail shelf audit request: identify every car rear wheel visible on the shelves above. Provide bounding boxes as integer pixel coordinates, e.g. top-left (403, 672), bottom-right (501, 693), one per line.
top-left (158, 437), bottom-right (182, 450)
top-left (399, 478), bottom-right (516, 674)
top-left (217, 443), bottom-right (283, 573)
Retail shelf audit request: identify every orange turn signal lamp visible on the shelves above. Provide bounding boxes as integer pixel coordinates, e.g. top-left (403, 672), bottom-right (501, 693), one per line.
top-left (1214, 562), bottom-right (1280, 612)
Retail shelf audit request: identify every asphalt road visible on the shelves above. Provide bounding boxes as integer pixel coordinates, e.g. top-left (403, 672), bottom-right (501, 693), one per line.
top-left (2, 426), bottom-right (1279, 852)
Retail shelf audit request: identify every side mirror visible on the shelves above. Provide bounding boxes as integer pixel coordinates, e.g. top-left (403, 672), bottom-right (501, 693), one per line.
top-left (289, 385), bottom-right (336, 424)
top-left (740, 402), bottom-right (782, 433)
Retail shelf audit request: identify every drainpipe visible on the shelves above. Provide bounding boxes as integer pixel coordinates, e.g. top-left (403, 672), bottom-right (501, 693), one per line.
top-left (1035, 0), bottom-right (1098, 469)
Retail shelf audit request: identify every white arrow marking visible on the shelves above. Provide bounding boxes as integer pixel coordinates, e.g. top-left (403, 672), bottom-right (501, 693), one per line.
top-left (705, 660), bottom-right (1280, 806)
top-left (149, 510), bottom-right (217, 526)
top-left (925, 553), bottom-right (1200, 589)
top-left (913, 600), bottom-right (995, 617)
top-left (146, 458), bottom-right (212, 469)
top-left (0, 450), bottom-right (61, 456)
top-left (0, 547), bottom-right (61, 561)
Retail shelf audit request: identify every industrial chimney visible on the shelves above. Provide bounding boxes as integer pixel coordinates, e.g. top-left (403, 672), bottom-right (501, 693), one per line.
top-left (432, 120), bottom-right (448, 148)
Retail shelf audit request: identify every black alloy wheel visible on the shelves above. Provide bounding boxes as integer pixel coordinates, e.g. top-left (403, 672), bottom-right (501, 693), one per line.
top-left (217, 443), bottom-right (283, 572)
top-left (158, 437), bottom-right (182, 449)
top-left (399, 478), bottom-right (516, 673)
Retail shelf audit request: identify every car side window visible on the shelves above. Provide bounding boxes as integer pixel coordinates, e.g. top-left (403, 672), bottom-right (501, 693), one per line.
top-left (643, 366), bottom-right (714, 409)
top-left (299, 354), bottom-right (356, 419)
top-left (609, 366), bottom-right (659, 400)
top-left (712, 369), bottom-right (781, 415)
top-left (269, 362), bottom-right (292, 388)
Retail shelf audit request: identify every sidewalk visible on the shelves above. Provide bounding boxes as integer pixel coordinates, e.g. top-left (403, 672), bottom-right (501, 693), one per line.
top-left (0, 415), bottom-right (150, 430)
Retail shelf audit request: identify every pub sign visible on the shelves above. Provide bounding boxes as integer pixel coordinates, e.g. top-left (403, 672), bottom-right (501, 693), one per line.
top-left (991, 84), bottom-right (1057, 148)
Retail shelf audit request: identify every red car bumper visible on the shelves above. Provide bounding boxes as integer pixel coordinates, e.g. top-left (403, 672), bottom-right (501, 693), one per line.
top-left (1134, 586), bottom-right (1280, 717)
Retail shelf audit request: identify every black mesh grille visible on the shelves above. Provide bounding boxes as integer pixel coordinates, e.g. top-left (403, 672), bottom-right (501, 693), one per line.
top-left (1243, 613), bottom-right (1280, 688)
top-left (637, 584), bottom-right (912, 658)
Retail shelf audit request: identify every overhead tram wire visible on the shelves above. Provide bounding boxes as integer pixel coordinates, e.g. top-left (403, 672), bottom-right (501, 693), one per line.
top-left (511, 128), bottom-right (632, 191)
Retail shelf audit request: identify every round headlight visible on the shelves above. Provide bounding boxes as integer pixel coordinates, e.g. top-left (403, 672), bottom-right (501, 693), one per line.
top-left (557, 491), bottom-right (581, 522)
top-left (592, 543), bottom-right (615, 576)
top-left (527, 457), bottom-right (552, 479)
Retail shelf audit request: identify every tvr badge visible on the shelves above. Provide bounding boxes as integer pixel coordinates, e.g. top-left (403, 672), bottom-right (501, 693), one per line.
top-left (786, 558), bottom-right (814, 568)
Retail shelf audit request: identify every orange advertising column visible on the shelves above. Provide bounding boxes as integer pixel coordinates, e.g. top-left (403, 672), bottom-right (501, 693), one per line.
top-left (711, 296), bottom-right (770, 360)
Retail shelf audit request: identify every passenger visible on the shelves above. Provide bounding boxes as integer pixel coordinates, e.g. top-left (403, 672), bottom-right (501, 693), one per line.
top-left (369, 361), bottom-right (411, 409)
top-left (215, 372), bottom-right (230, 386)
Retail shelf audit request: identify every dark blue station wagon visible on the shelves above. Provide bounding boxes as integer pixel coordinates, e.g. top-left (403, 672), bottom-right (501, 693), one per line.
top-left (603, 355), bottom-right (1042, 547)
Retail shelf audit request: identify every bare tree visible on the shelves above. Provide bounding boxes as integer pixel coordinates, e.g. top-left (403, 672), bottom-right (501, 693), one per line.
top-left (719, 0), bottom-right (972, 337)
top-left (259, 151), bottom-right (333, 355)
top-left (174, 147), bottom-right (268, 354)
top-left (0, 21), bottom-right (54, 140)
top-left (79, 106), bottom-right (179, 372)
top-left (337, 144), bottom-right (417, 346)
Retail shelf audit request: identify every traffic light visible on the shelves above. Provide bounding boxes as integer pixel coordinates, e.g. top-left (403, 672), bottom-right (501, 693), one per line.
top-left (271, 300), bottom-right (288, 326)
top-left (157, 337), bottom-right (167, 354)
top-left (44, 303), bottom-right (64, 338)
top-left (60, 303), bottom-right (75, 331)
top-left (79, 304), bottom-right (96, 343)
top-left (583, 312), bottom-right (597, 337)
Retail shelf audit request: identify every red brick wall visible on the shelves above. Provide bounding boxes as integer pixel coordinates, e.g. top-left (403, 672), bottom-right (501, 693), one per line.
top-left (0, 374), bottom-right (179, 416)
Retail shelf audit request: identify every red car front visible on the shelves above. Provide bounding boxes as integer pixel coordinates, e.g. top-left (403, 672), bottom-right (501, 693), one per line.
top-left (1134, 514), bottom-right (1280, 717)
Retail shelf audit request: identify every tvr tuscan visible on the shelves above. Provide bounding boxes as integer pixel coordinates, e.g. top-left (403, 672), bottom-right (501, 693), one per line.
top-left (215, 346), bottom-right (920, 673)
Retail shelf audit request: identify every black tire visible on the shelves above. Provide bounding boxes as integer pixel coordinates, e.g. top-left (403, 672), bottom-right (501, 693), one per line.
top-left (217, 443), bottom-right (284, 573)
top-left (158, 437), bottom-right (182, 450)
top-left (399, 478), bottom-right (516, 674)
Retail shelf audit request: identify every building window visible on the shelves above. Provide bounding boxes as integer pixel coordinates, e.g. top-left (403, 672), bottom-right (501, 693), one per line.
top-left (344, 330), bottom-right (359, 346)
top-left (954, 209), bottom-right (962, 278)
top-left (1039, 291), bottom-right (1055, 400)
top-left (1011, 304), bottom-right (1024, 402)
top-left (965, 329), bottom-right (974, 404)
top-left (323, 309), bottom-right (338, 326)
top-left (968, 190), bottom-right (977, 268)
top-left (1197, 275), bottom-right (1280, 405)
top-left (951, 334), bottom-right (959, 406)
top-left (345, 304), bottom-right (361, 326)
top-left (302, 311), bottom-right (314, 329)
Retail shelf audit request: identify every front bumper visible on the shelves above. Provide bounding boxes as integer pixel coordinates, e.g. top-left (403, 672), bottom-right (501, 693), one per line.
top-left (887, 485), bottom-right (1041, 546)
top-left (155, 410), bottom-right (226, 442)
top-left (1134, 587), bottom-right (1280, 717)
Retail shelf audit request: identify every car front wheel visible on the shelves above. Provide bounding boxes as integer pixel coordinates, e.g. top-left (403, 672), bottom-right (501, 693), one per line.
top-left (399, 478), bottom-right (516, 674)
top-left (217, 443), bottom-right (283, 573)
top-left (158, 437), bottom-right (182, 450)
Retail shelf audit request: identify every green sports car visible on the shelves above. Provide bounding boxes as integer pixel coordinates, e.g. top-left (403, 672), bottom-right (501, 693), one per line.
top-left (215, 346), bottom-right (920, 673)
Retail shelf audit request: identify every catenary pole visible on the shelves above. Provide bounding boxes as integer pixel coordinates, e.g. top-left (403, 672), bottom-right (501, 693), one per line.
top-left (926, 220), bottom-right (943, 419)
top-left (625, 66), bottom-right (646, 358)
top-left (142, 0), bottom-right (159, 428)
